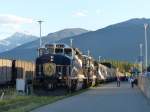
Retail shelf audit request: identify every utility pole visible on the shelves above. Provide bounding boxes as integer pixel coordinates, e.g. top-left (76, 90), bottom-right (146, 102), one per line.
top-left (144, 23), bottom-right (148, 75)
top-left (140, 43), bottom-right (143, 74)
top-left (37, 20), bottom-right (44, 48)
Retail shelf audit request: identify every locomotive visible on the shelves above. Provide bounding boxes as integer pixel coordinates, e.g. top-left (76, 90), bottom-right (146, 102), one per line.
top-left (33, 43), bottom-right (99, 91)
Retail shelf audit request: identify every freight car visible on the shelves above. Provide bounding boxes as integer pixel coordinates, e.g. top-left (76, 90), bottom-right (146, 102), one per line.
top-left (0, 59), bottom-right (35, 86)
top-left (0, 59), bottom-right (13, 85)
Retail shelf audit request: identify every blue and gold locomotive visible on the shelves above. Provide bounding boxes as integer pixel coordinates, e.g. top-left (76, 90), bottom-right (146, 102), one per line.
top-left (33, 43), bottom-right (117, 92)
top-left (34, 43), bottom-right (88, 91)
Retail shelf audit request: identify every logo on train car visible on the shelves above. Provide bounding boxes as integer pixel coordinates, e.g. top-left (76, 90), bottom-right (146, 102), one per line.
top-left (43, 63), bottom-right (56, 76)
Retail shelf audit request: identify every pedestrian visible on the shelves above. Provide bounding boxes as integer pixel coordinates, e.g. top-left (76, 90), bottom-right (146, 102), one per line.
top-left (117, 76), bottom-right (121, 87)
top-left (130, 77), bottom-right (134, 88)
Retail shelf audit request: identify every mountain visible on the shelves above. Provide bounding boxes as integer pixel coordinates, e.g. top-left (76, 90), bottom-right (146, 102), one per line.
top-left (0, 32), bottom-right (38, 53)
top-left (0, 28), bottom-right (89, 60)
top-left (58, 18), bottom-right (150, 62)
top-left (1, 18), bottom-right (150, 63)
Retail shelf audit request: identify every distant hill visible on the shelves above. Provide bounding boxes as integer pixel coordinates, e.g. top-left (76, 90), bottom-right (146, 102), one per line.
top-left (0, 28), bottom-right (89, 60)
top-left (0, 32), bottom-right (37, 53)
top-left (59, 18), bottom-right (150, 62)
top-left (1, 18), bottom-right (150, 63)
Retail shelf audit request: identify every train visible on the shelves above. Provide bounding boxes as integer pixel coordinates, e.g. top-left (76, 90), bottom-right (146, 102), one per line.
top-left (33, 43), bottom-right (117, 92)
top-left (0, 43), bottom-right (118, 93)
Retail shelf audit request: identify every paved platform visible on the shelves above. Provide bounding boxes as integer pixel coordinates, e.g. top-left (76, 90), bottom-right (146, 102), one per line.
top-left (32, 82), bottom-right (150, 112)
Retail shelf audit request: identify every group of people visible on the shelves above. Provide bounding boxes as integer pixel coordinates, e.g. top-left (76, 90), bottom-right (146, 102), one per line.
top-left (116, 76), bottom-right (137, 88)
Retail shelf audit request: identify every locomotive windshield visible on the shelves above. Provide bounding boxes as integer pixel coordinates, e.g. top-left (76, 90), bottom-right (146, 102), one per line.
top-left (55, 48), bottom-right (63, 54)
top-left (64, 48), bottom-right (72, 57)
top-left (47, 48), bottom-right (55, 54)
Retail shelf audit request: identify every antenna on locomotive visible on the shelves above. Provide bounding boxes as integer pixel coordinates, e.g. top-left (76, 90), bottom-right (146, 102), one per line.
top-left (70, 38), bottom-right (73, 47)
top-left (70, 38), bottom-right (74, 59)
top-left (37, 20), bottom-right (44, 48)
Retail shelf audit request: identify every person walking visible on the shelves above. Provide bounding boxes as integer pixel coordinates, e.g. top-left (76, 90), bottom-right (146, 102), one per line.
top-left (117, 76), bottom-right (121, 87)
top-left (130, 76), bottom-right (135, 88)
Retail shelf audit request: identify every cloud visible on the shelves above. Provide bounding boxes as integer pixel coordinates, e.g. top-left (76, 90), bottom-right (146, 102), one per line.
top-left (0, 14), bottom-right (33, 25)
top-left (73, 10), bottom-right (88, 17)
top-left (0, 14), bottom-right (34, 40)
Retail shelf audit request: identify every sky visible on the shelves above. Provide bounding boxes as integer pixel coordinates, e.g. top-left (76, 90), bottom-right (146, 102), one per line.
top-left (0, 0), bottom-right (150, 40)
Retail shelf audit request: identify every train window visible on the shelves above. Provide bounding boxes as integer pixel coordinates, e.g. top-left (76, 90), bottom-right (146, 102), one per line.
top-left (55, 48), bottom-right (63, 54)
top-left (39, 48), bottom-right (46, 56)
top-left (45, 44), bottom-right (54, 48)
top-left (64, 48), bottom-right (72, 57)
top-left (56, 44), bottom-right (65, 48)
top-left (47, 48), bottom-right (55, 54)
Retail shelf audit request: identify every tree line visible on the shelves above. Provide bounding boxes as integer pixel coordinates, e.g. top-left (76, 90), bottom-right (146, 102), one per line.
top-left (100, 60), bottom-right (140, 73)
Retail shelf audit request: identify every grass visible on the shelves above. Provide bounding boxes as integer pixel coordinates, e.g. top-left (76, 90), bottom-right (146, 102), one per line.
top-left (0, 89), bottom-right (88, 112)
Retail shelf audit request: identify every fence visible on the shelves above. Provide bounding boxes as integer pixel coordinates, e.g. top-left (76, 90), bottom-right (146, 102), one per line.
top-left (0, 86), bottom-right (16, 100)
top-left (138, 76), bottom-right (150, 99)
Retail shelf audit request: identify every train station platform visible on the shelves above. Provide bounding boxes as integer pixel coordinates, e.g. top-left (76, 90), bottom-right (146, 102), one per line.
top-left (32, 82), bottom-right (150, 112)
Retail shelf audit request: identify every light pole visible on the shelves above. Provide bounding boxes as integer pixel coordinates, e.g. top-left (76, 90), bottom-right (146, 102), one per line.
top-left (144, 23), bottom-right (148, 74)
top-left (98, 56), bottom-right (101, 63)
top-left (70, 39), bottom-right (73, 47)
top-left (140, 43), bottom-right (143, 74)
top-left (87, 50), bottom-right (90, 57)
top-left (37, 20), bottom-right (44, 48)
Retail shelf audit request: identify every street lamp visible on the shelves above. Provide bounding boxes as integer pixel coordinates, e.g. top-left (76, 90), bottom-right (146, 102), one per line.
top-left (144, 23), bottom-right (148, 74)
top-left (139, 43), bottom-right (143, 74)
top-left (98, 56), bottom-right (101, 63)
top-left (37, 20), bottom-right (44, 48)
